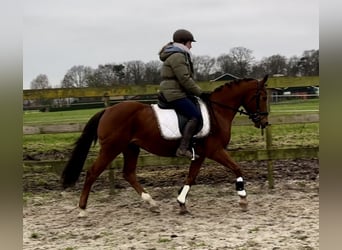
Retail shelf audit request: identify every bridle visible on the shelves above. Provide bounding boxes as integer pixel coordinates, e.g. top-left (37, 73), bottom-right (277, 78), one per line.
top-left (247, 80), bottom-right (269, 123)
top-left (207, 80), bottom-right (268, 124)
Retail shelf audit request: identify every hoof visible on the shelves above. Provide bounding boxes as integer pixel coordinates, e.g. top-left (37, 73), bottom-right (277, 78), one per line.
top-left (239, 197), bottom-right (248, 212)
top-left (77, 209), bottom-right (88, 218)
top-left (179, 204), bottom-right (190, 215)
top-left (179, 209), bottom-right (190, 215)
top-left (149, 205), bottom-right (161, 214)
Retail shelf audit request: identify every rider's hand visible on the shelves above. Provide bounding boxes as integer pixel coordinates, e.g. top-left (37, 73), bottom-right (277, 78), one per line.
top-left (200, 92), bottom-right (211, 100)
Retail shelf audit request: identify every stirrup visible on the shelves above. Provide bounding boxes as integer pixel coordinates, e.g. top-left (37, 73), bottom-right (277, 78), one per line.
top-left (176, 148), bottom-right (193, 159)
top-left (176, 147), bottom-right (199, 161)
top-left (191, 147), bottom-right (199, 161)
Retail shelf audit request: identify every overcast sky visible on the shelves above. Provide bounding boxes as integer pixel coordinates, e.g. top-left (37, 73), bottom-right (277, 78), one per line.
top-left (23, 0), bottom-right (318, 89)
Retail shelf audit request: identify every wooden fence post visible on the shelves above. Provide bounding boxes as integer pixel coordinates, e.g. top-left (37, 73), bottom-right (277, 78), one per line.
top-left (103, 92), bottom-right (110, 107)
top-left (266, 89), bottom-right (274, 189)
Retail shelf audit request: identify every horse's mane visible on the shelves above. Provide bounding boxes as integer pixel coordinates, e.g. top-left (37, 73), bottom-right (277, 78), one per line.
top-left (213, 78), bottom-right (255, 93)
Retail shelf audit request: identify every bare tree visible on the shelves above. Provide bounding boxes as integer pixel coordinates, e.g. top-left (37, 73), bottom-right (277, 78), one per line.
top-left (229, 47), bottom-right (254, 77)
top-left (216, 54), bottom-right (235, 75)
top-left (53, 48), bottom-right (318, 89)
top-left (30, 74), bottom-right (51, 89)
top-left (260, 54), bottom-right (287, 76)
top-left (286, 56), bottom-right (301, 76)
top-left (193, 55), bottom-right (216, 81)
top-left (29, 74), bottom-right (52, 108)
top-left (61, 65), bottom-right (93, 88)
top-left (298, 50), bottom-right (319, 76)
top-left (250, 63), bottom-right (268, 79)
top-left (124, 60), bottom-right (146, 84)
top-left (87, 63), bottom-right (125, 87)
top-left (144, 60), bottom-right (162, 84)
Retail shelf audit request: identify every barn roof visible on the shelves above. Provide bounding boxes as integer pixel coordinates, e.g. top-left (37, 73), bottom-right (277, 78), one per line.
top-left (210, 73), bottom-right (240, 82)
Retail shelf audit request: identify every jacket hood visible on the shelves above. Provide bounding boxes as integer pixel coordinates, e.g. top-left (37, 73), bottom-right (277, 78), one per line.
top-left (159, 44), bottom-right (185, 62)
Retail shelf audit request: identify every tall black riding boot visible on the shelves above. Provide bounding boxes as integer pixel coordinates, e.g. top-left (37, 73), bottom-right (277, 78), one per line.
top-left (176, 118), bottom-right (199, 160)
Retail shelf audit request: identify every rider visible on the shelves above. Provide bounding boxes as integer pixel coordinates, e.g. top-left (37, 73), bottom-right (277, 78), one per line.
top-left (158, 29), bottom-right (208, 159)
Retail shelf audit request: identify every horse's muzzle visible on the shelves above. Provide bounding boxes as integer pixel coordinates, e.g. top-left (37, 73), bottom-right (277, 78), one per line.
top-left (249, 112), bottom-right (268, 128)
top-left (252, 115), bottom-right (269, 129)
top-left (260, 121), bottom-right (269, 129)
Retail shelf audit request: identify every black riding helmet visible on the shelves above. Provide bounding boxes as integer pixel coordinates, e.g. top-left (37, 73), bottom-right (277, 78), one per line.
top-left (173, 29), bottom-right (196, 44)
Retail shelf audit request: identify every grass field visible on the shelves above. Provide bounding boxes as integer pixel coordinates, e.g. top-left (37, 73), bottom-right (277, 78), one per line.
top-left (22, 99), bottom-right (319, 155)
top-left (23, 108), bottom-right (104, 125)
top-left (270, 99), bottom-right (319, 114)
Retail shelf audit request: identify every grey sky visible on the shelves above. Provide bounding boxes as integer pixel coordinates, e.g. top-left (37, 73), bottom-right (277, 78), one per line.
top-left (23, 0), bottom-right (318, 89)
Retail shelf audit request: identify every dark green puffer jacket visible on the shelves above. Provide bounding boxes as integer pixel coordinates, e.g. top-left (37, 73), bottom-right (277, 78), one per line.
top-left (159, 44), bottom-right (202, 102)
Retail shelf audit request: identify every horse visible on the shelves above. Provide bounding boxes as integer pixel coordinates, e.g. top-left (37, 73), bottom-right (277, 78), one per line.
top-left (61, 75), bottom-right (269, 216)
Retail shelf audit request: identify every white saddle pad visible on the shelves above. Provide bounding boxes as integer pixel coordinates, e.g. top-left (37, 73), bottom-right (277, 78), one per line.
top-left (151, 98), bottom-right (210, 140)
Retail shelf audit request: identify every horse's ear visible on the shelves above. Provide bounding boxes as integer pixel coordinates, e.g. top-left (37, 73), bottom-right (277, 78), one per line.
top-left (261, 74), bottom-right (269, 86)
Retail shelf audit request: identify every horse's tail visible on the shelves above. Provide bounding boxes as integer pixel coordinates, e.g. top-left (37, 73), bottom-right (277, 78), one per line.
top-left (61, 109), bottom-right (106, 188)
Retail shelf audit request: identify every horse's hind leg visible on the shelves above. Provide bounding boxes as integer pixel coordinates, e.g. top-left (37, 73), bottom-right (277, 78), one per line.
top-left (122, 143), bottom-right (159, 212)
top-left (78, 145), bottom-right (121, 217)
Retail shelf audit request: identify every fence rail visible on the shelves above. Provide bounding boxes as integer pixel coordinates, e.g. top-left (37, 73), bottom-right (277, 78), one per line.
top-left (23, 147), bottom-right (319, 170)
top-left (23, 113), bottom-right (319, 135)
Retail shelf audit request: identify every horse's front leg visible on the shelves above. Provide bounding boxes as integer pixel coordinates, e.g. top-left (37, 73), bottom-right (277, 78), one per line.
top-left (208, 148), bottom-right (248, 211)
top-left (177, 157), bottom-right (204, 214)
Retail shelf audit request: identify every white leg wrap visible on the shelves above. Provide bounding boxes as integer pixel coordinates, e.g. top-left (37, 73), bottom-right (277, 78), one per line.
top-left (237, 190), bottom-right (247, 197)
top-left (141, 192), bottom-right (157, 207)
top-left (77, 208), bottom-right (88, 218)
top-left (237, 177), bottom-right (243, 182)
top-left (191, 148), bottom-right (195, 161)
top-left (177, 185), bottom-right (190, 204)
top-left (236, 177), bottom-right (247, 197)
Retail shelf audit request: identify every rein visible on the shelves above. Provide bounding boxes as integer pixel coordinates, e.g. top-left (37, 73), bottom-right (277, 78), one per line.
top-left (208, 100), bottom-right (250, 116)
top-left (206, 81), bottom-right (268, 123)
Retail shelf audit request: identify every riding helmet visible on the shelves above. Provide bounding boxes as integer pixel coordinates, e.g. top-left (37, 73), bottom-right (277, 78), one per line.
top-left (173, 29), bottom-right (196, 44)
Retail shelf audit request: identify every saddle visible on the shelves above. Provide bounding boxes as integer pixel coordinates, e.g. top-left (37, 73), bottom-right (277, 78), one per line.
top-left (151, 93), bottom-right (210, 140)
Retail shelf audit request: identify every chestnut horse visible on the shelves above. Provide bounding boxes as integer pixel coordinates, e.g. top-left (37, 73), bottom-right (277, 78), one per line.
top-left (61, 75), bottom-right (269, 216)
